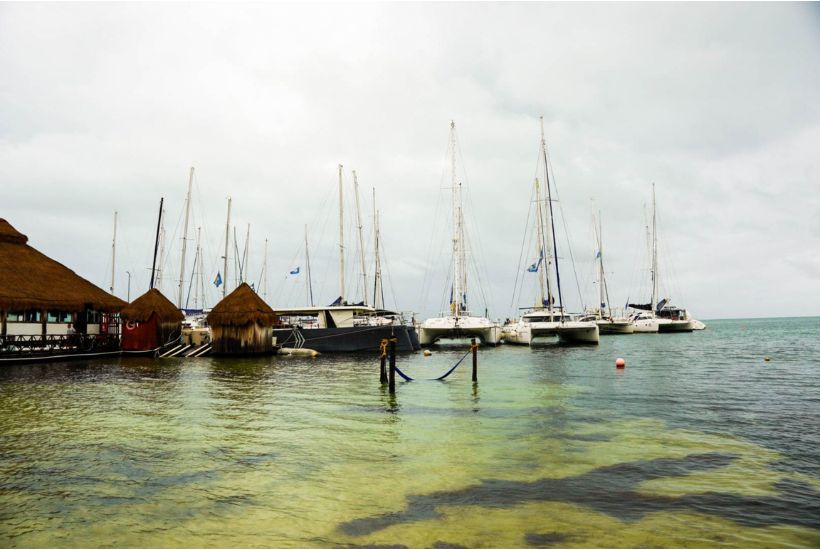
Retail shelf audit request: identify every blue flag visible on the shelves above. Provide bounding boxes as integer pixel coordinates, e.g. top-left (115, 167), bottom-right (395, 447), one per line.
top-left (527, 262), bottom-right (539, 273)
top-left (213, 272), bottom-right (222, 288)
top-left (289, 267), bottom-right (300, 275)
top-left (595, 250), bottom-right (601, 259)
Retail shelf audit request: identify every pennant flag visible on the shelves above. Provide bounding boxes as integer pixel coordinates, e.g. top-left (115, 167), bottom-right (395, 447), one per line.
top-left (213, 272), bottom-right (223, 288)
top-left (289, 267), bottom-right (301, 275)
top-left (595, 250), bottom-right (601, 259)
top-left (527, 262), bottom-right (539, 273)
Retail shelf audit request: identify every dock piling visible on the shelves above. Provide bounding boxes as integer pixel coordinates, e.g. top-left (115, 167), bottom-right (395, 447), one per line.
top-left (471, 338), bottom-right (478, 383)
top-left (379, 338), bottom-right (388, 384)
top-left (388, 337), bottom-right (397, 394)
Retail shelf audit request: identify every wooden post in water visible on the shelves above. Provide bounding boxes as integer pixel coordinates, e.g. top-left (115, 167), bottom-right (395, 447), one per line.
top-left (388, 337), bottom-right (397, 394)
top-left (379, 338), bottom-right (388, 384)
top-left (471, 338), bottom-right (478, 383)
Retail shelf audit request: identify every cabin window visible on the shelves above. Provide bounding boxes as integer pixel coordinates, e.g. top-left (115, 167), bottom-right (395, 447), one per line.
top-left (86, 310), bottom-right (101, 324)
top-left (47, 311), bottom-right (73, 323)
top-left (24, 310), bottom-right (42, 322)
top-left (6, 311), bottom-right (23, 322)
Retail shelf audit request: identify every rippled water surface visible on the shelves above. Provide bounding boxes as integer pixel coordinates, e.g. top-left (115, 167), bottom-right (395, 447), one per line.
top-left (1, 317), bottom-right (819, 548)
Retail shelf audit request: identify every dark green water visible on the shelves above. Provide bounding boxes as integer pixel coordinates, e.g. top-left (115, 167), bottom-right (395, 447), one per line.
top-left (1, 317), bottom-right (818, 548)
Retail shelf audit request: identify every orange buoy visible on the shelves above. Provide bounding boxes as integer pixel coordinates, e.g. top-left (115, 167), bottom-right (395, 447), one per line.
top-left (615, 358), bottom-right (626, 369)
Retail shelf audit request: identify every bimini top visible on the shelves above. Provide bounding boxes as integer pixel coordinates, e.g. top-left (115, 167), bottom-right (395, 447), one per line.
top-left (120, 288), bottom-right (184, 323)
top-left (206, 283), bottom-right (277, 327)
top-left (0, 218), bottom-right (127, 312)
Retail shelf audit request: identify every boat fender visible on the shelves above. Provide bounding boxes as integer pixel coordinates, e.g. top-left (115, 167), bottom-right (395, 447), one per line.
top-left (423, 350), bottom-right (432, 357)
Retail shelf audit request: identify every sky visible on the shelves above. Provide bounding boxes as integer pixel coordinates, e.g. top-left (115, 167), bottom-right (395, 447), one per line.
top-left (1, 2), bottom-right (819, 321)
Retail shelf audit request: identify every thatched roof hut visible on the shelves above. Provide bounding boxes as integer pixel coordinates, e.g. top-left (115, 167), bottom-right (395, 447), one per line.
top-left (0, 218), bottom-right (126, 313)
top-left (121, 288), bottom-right (184, 323)
top-left (120, 288), bottom-right (184, 351)
top-left (207, 283), bottom-right (276, 355)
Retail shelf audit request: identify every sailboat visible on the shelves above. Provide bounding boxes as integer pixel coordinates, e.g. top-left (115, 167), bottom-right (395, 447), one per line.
top-left (271, 165), bottom-right (420, 352)
top-left (579, 211), bottom-right (634, 334)
top-left (627, 184), bottom-right (702, 332)
top-left (418, 121), bottom-right (501, 346)
top-left (502, 118), bottom-right (599, 345)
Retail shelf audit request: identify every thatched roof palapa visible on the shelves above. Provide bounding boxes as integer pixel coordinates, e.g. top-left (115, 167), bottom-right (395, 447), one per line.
top-left (120, 288), bottom-right (184, 322)
top-left (0, 219), bottom-right (127, 312)
top-left (207, 283), bottom-right (276, 326)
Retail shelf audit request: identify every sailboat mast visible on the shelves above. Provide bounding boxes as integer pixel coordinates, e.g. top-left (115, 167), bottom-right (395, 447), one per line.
top-left (338, 164), bottom-right (345, 304)
top-left (449, 121), bottom-right (463, 318)
top-left (193, 227), bottom-right (202, 309)
top-left (534, 179), bottom-right (547, 309)
top-left (305, 225), bottom-right (314, 307)
top-left (262, 237), bottom-right (268, 302)
top-left (178, 166), bottom-right (194, 307)
top-left (157, 208), bottom-right (167, 291)
top-left (373, 188), bottom-right (383, 310)
top-left (352, 170), bottom-right (368, 305)
top-left (150, 198), bottom-right (163, 290)
top-left (541, 117), bottom-right (564, 317)
top-left (223, 197), bottom-right (231, 298)
top-left (651, 183), bottom-right (658, 312)
top-left (243, 224), bottom-right (250, 284)
top-left (110, 210), bottom-right (117, 295)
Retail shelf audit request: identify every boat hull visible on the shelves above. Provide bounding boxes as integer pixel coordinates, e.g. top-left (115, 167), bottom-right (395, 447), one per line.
top-left (419, 316), bottom-right (501, 346)
top-left (658, 319), bottom-right (695, 333)
top-left (556, 322), bottom-right (600, 344)
top-left (272, 325), bottom-right (419, 353)
top-left (632, 318), bottom-right (659, 333)
top-left (596, 319), bottom-right (635, 334)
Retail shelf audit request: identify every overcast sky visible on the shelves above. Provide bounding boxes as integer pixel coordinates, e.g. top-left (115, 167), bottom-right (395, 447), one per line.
top-left (2, 2), bottom-right (818, 320)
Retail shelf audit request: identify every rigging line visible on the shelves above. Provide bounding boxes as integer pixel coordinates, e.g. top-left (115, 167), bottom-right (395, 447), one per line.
top-left (545, 150), bottom-right (585, 311)
top-left (509, 175), bottom-right (537, 313)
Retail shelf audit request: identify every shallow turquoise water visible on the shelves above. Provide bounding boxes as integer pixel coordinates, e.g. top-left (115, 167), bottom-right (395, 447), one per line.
top-left (1, 317), bottom-right (818, 547)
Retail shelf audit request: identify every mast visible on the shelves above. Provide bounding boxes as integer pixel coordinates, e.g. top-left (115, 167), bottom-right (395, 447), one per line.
top-left (353, 170), bottom-right (367, 305)
top-left (223, 197), bottom-right (231, 298)
top-left (150, 198), bottom-right (163, 289)
top-left (197, 227), bottom-right (205, 308)
top-left (338, 164), bottom-right (345, 304)
top-left (178, 166), bottom-right (194, 307)
top-left (305, 225), bottom-right (314, 307)
top-left (243, 223), bottom-right (250, 284)
top-left (449, 121), bottom-right (463, 318)
top-left (541, 116), bottom-right (564, 318)
top-left (373, 188), bottom-right (383, 310)
top-left (262, 237), bottom-right (268, 302)
top-left (650, 183), bottom-right (658, 312)
top-left (157, 210), bottom-right (166, 291)
top-left (193, 227), bottom-right (202, 309)
top-left (534, 178), bottom-right (547, 309)
top-left (110, 210), bottom-right (117, 294)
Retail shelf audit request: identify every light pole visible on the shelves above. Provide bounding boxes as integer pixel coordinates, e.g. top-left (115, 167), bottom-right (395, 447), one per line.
top-left (125, 271), bottom-right (131, 302)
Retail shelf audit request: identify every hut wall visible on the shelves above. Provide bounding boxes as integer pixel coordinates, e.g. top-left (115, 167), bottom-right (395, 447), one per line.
top-left (122, 313), bottom-right (159, 350)
top-left (122, 312), bottom-right (181, 351)
top-left (211, 323), bottom-right (273, 355)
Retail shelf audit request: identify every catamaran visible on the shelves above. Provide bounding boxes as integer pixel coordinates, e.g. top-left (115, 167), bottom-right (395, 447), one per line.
top-left (578, 210), bottom-right (634, 334)
top-left (502, 117), bottom-right (599, 345)
top-left (418, 122), bottom-right (501, 346)
top-left (627, 184), bottom-right (703, 332)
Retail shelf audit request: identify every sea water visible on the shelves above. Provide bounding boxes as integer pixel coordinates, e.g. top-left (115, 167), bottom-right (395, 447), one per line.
top-left (1, 317), bottom-right (818, 548)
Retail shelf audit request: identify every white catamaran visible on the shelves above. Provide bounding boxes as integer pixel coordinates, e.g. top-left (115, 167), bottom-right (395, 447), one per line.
top-left (627, 184), bottom-right (703, 332)
top-left (419, 121), bottom-right (501, 346)
top-left (502, 118), bottom-right (599, 345)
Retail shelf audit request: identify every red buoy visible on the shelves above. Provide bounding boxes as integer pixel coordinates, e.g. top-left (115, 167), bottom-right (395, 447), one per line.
top-left (615, 358), bottom-right (626, 369)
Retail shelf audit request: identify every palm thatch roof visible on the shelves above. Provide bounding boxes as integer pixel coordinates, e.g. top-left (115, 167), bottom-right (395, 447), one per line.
top-left (207, 283), bottom-right (276, 327)
top-left (120, 288), bottom-right (184, 322)
top-left (0, 218), bottom-right (127, 312)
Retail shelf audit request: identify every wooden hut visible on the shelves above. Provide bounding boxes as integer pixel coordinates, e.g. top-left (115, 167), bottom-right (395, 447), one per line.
top-left (120, 288), bottom-right (184, 351)
top-left (0, 218), bottom-right (126, 356)
top-left (206, 283), bottom-right (277, 355)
